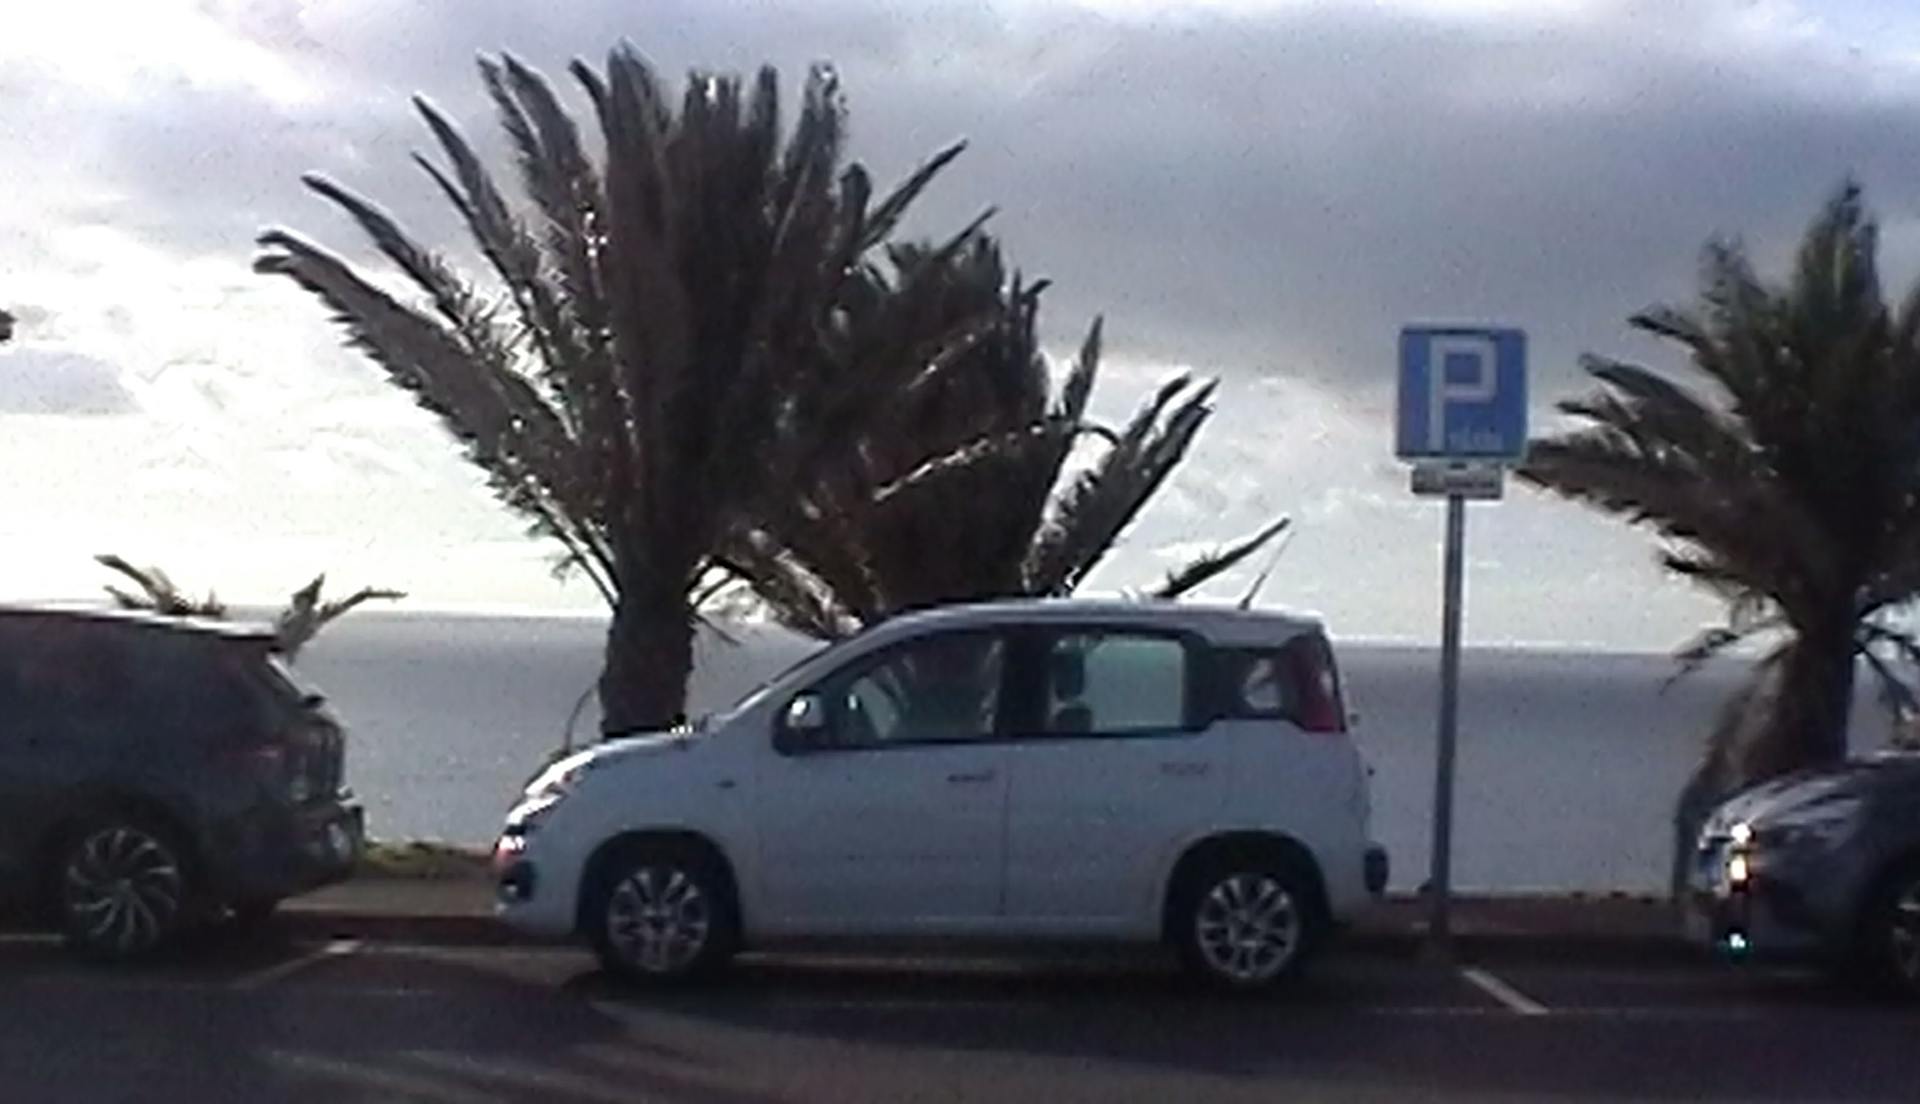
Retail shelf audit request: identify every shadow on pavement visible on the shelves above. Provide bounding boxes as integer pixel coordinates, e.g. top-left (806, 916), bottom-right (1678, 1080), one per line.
top-left (559, 948), bottom-right (1920, 1102)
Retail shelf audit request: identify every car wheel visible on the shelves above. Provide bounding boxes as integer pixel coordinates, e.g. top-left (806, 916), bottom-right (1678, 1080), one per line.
top-left (56, 817), bottom-right (193, 959)
top-left (1859, 861), bottom-right (1920, 997)
top-left (1173, 855), bottom-right (1323, 992)
top-left (586, 843), bottom-right (737, 983)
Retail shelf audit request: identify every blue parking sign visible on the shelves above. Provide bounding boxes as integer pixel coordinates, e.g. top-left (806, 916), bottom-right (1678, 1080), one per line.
top-left (1396, 326), bottom-right (1528, 461)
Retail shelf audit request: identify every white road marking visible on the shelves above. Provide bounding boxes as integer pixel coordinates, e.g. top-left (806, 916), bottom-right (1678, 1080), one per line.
top-left (230, 938), bottom-right (362, 990)
top-left (1460, 965), bottom-right (1550, 1016)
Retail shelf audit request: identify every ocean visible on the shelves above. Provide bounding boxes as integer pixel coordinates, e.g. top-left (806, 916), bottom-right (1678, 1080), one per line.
top-left (296, 612), bottom-right (1897, 894)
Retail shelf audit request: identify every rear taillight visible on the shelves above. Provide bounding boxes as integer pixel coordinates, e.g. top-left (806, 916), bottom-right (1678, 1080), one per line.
top-left (1284, 638), bottom-right (1346, 734)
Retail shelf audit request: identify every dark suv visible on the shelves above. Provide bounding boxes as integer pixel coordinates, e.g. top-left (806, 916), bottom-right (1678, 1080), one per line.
top-left (0, 607), bottom-right (363, 956)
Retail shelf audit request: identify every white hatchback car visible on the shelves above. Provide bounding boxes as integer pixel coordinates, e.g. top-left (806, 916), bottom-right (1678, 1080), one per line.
top-left (493, 600), bottom-right (1387, 990)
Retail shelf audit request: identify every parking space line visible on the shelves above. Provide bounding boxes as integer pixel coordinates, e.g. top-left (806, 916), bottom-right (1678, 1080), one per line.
top-left (230, 938), bottom-right (362, 991)
top-left (1460, 965), bottom-right (1550, 1016)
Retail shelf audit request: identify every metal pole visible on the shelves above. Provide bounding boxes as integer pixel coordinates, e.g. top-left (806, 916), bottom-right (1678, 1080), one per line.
top-left (1427, 493), bottom-right (1467, 957)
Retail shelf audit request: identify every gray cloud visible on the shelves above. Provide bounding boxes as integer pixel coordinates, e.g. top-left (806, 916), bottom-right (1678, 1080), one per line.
top-left (6, 0), bottom-right (1920, 638)
top-left (114, 1), bottom-right (1920, 404)
top-left (0, 348), bottom-right (138, 415)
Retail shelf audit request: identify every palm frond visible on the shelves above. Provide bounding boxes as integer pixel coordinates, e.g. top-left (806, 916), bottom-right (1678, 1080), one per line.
top-left (1149, 516), bottom-right (1292, 600)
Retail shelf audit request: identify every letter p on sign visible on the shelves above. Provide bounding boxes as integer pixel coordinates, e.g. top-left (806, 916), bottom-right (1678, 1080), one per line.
top-left (1396, 326), bottom-right (1527, 461)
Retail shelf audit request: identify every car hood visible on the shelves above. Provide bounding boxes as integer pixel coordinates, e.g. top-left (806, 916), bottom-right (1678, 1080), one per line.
top-left (591, 727), bottom-right (705, 764)
top-left (1709, 755), bottom-right (1920, 832)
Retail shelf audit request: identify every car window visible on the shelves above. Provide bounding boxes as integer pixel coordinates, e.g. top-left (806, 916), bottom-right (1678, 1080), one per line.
top-left (1217, 635), bottom-right (1347, 733)
top-left (0, 622), bottom-right (130, 738)
top-left (814, 631), bottom-right (1005, 749)
top-left (1041, 630), bottom-right (1189, 737)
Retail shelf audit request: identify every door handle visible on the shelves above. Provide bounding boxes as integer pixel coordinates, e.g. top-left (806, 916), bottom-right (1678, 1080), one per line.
top-left (946, 769), bottom-right (997, 785)
top-left (1159, 761), bottom-right (1209, 777)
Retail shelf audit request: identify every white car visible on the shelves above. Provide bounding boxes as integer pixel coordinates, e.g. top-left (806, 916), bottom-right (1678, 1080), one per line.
top-left (493, 600), bottom-right (1387, 990)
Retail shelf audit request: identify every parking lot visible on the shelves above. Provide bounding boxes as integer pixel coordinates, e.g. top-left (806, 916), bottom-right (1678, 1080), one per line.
top-left (5, 932), bottom-right (1919, 1103)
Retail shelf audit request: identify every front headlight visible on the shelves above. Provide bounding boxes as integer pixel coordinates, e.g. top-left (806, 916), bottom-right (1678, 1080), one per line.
top-left (523, 750), bottom-right (599, 801)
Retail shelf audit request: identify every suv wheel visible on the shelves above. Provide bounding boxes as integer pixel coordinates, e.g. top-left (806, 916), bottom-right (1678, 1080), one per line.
top-left (56, 817), bottom-right (192, 959)
top-left (586, 843), bottom-right (737, 983)
top-left (1172, 856), bottom-right (1322, 992)
top-left (1858, 861), bottom-right (1920, 997)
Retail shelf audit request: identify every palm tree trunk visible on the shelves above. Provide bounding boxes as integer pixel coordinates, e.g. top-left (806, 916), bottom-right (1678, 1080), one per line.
top-left (598, 581), bottom-right (694, 736)
top-left (1750, 623), bottom-right (1855, 777)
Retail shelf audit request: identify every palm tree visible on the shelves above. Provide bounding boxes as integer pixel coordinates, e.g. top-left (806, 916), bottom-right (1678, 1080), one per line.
top-left (727, 235), bottom-right (1287, 637)
top-left (255, 48), bottom-right (983, 733)
top-left (97, 554), bottom-right (227, 618)
top-left (95, 555), bottom-right (402, 657)
top-left (273, 575), bottom-right (407, 660)
top-left (1519, 183), bottom-right (1920, 895)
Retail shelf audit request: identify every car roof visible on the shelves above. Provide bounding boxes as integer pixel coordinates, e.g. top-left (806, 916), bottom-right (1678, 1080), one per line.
top-left (0, 604), bottom-right (277, 647)
top-left (866, 598), bottom-right (1327, 648)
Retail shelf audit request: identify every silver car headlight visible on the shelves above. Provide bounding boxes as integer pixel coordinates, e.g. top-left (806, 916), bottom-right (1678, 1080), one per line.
top-left (524, 750), bottom-right (600, 801)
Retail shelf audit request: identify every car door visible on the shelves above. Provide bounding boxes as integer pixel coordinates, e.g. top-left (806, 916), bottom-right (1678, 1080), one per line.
top-left (1002, 627), bottom-right (1227, 932)
top-left (753, 628), bottom-right (1012, 934)
top-left (0, 621), bottom-right (96, 895)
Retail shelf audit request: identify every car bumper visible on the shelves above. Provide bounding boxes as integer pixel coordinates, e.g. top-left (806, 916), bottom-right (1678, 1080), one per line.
top-left (209, 798), bottom-right (364, 902)
top-left (491, 829), bottom-right (580, 939)
top-left (1364, 845), bottom-right (1390, 896)
top-left (1685, 841), bottom-right (1832, 960)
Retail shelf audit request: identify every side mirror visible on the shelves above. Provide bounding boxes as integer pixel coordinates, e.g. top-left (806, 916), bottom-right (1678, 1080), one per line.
top-left (775, 693), bottom-right (829, 754)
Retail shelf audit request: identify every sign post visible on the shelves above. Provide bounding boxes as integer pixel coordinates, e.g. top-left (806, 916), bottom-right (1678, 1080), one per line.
top-left (1396, 325), bottom-right (1527, 958)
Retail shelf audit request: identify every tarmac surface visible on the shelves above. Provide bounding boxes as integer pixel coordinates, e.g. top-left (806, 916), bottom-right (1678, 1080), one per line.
top-left (5, 925), bottom-right (1919, 1103)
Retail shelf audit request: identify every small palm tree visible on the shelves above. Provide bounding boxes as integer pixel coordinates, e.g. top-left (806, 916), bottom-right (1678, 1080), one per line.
top-left (96, 555), bottom-right (402, 658)
top-left (273, 575), bottom-right (407, 660)
top-left (97, 554), bottom-right (227, 618)
top-left (727, 235), bottom-right (1289, 637)
top-left (1519, 183), bottom-right (1920, 895)
top-left (256, 47), bottom-right (983, 733)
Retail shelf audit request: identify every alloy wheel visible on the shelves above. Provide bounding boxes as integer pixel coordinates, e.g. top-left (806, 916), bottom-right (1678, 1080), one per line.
top-left (62, 825), bottom-right (186, 956)
top-left (1193, 872), bottom-right (1302, 986)
top-left (604, 864), bottom-right (713, 975)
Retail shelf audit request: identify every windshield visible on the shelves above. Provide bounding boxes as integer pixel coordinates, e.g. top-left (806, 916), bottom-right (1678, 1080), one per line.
top-left (718, 632), bottom-right (859, 717)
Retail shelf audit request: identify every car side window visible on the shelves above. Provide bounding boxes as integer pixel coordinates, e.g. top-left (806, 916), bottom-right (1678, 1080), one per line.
top-left (1042, 630), bottom-right (1190, 737)
top-left (1217, 635), bottom-right (1346, 732)
top-left (813, 631), bottom-right (1006, 750)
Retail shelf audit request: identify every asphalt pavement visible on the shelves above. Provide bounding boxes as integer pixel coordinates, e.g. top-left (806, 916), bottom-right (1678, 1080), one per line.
top-left (4, 932), bottom-right (1917, 1103)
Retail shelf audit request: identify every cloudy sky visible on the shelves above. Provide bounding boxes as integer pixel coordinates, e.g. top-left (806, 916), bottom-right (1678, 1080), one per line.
top-left (4, 0), bottom-right (1919, 648)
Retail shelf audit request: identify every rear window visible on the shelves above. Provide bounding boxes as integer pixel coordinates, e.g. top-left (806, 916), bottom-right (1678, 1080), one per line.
top-left (1215, 634), bottom-right (1346, 733)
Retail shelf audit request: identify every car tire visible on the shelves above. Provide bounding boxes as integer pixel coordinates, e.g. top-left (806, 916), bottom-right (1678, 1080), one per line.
top-left (585, 842), bottom-right (738, 984)
top-left (1171, 852), bottom-right (1324, 993)
top-left (54, 815), bottom-right (194, 960)
top-left (1854, 859), bottom-right (1920, 998)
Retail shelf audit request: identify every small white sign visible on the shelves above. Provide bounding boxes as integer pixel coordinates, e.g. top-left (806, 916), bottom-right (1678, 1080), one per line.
top-left (1410, 462), bottom-right (1504, 500)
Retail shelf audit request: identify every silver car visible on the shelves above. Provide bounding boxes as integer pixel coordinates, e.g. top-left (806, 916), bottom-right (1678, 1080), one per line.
top-left (1687, 753), bottom-right (1920, 993)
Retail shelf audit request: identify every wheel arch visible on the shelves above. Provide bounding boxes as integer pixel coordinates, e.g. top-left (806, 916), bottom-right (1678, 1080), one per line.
top-left (573, 828), bottom-right (742, 935)
top-left (1159, 830), bottom-right (1329, 942)
top-left (1850, 846), bottom-right (1920, 946)
top-left (32, 787), bottom-right (204, 915)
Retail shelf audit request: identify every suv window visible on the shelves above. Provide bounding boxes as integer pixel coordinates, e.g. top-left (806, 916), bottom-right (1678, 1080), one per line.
top-left (1216, 634), bottom-right (1346, 733)
top-left (1041, 630), bottom-right (1190, 736)
top-left (812, 631), bottom-right (1006, 750)
top-left (0, 621), bottom-right (131, 738)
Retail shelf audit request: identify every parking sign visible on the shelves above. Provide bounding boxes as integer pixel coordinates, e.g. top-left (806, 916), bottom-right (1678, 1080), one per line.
top-left (1395, 326), bottom-right (1527, 461)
